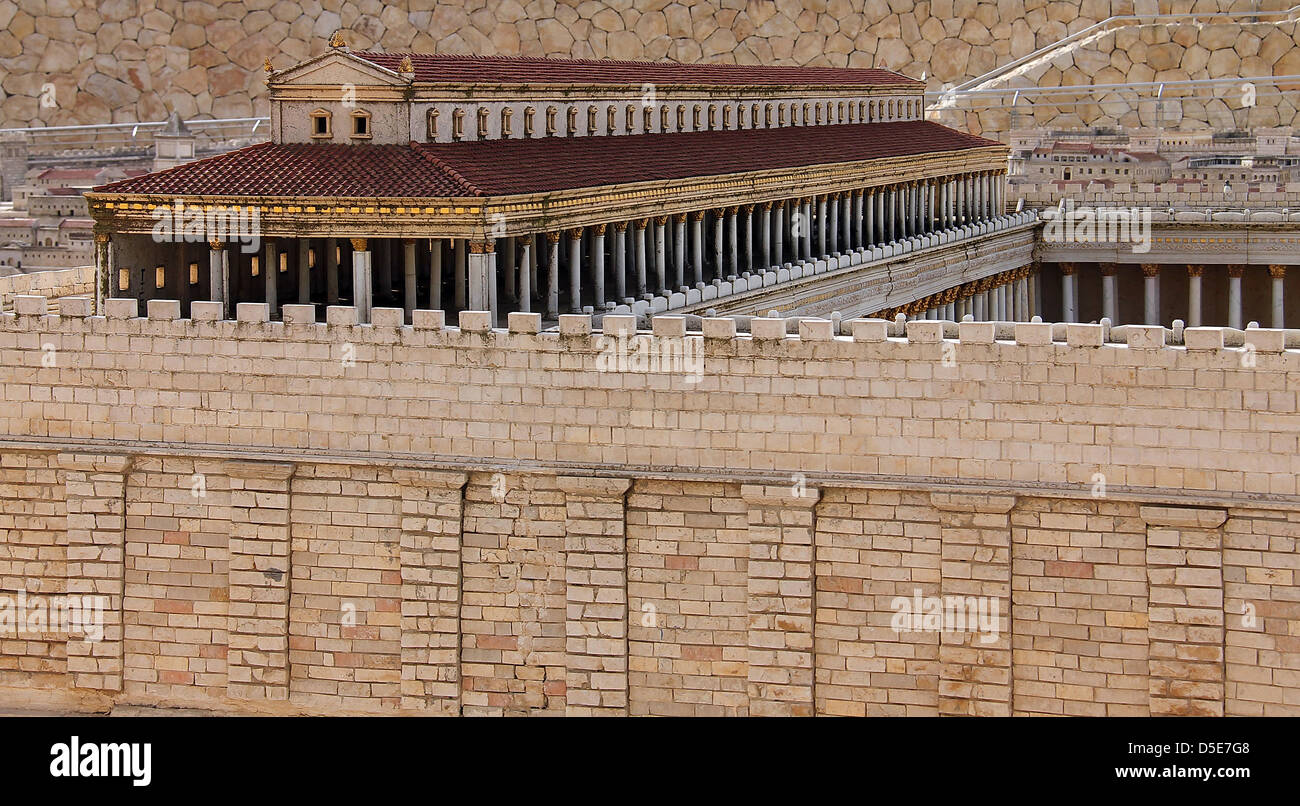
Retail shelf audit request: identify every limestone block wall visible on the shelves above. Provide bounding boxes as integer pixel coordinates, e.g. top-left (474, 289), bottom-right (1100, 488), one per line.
top-left (2, 1), bottom-right (1299, 136)
top-left (0, 265), bottom-right (91, 313)
top-left (0, 296), bottom-right (1297, 715)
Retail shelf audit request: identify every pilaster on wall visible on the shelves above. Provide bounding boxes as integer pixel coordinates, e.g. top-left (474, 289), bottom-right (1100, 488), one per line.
top-left (1142, 505), bottom-right (1228, 717)
top-left (393, 469), bottom-right (467, 715)
top-left (558, 476), bottom-right (632, 716)
top-left (932, 492), bottom-right (1015, 717)
top-left (742, 483), bottom-right (819, 717)
top-left (225, 460), bottom-right (295, 702)
top-left (58, 452), bottom-right (131, 693)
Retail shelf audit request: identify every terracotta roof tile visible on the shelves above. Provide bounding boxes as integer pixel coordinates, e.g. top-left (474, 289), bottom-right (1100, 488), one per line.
top-left (93, 121), bottom-right (1001, 200)
top-left (353, 52), bottom-right (922, 88)
top-left (93, 141), bottom-right (472, 198)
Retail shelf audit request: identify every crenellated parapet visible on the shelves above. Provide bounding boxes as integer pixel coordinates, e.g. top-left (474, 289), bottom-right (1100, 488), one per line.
top-left (2, 293), bottom-right (1299, 502)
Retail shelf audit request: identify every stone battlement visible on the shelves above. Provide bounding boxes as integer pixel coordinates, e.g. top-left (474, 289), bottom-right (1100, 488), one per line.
top-left (3, 291), bottom-right (1299, 717)
top-left (2, 293), bottom-right (1298, 501)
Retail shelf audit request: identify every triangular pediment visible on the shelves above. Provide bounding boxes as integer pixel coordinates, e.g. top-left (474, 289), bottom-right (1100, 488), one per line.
top-left (270, 51), bottom-right (409, 89)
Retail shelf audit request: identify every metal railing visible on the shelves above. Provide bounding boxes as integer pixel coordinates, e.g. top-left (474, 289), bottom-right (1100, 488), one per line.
top-left (0, 117), bottom-right (270, 155)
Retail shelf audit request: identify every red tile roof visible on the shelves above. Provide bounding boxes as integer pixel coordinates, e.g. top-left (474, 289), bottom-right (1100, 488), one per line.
top-left (353, 52), bottom-right (922, 89)
top-left (37, 168), bottom-right (104, 180)
top-left (93, 120), bottom-right (1001, 199)
top-left (93, 142), bottom-right (472, 197)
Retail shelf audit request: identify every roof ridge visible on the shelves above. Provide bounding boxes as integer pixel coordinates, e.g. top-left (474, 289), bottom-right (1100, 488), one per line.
top-left (91, 141), bottom-right (273, 193)
top-left (352, 51), bottom-right (920, 82)
top-left (410, 143), bottom-right (483, 197)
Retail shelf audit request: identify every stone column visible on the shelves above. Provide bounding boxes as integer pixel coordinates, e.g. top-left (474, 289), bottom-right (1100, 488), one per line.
top-left (773, 203), bottom-right (784, 266)
top-left (325, 237), bottom-right (339, 306)
top-left (932, 492), bottom-right (1015, 716)
top-left (1142, 505), bottom-right (1228, 716)
top-left (591, 224), bottom-right (607, 308)
top-left (827, 195), bottom-right (838, 254)
top-left (546, 231), bottom-right (561, 317)
top-left (93, 230), bottom-right (111, 314)
top-left (742, 205), bottom-right (754, 271)
top-left (403, 239), bottom-right (417, 322)
top-left (1142, 263), bottom-right (1160, 325)
top-left (558, 477), bottom-right (633, 716)
top-left (1269, 264), bottom-right (1285, 328)
top-left (567, 228), bottom-right (583, 312)
top-left (394, 469), bottom-right (468, 714)
top-left (760, 202), bottom-right (772, 268)
top-left (1187, 264), bottom-right (1204, 328)
top-left (263, 238), bottom-right (278, 316)
top-left (741, 484), bottom-right (819, 717)
top-left (635, 220), bottom-right (649, 295)
top-left (351, 238), bottom-right (372, 323)
top-left (612, 222), bottom-right (628, 301)
top-left (852, 190), bottom-right (863, 247)
top-left (225, 460), bottom-right (295, 702)
top-left (1228, 264), bottom-right (1244, 329)
top-left (726, 207), bottom-right (739, 273)
top-left (468, 239), bottom-right (497, 318)
top-left (59, 452), bottom-right (132, 693)
top-left (653, 216), bottom-right (668, 294)
top-left (673, 214), bottom-right (687, 289)
top-left (816, 196), bottom-right (827, 257)
top-left (1101, 263), bottom-right (1118, 324)
top-left (1015, 272), bottom-right (1029, 320)
top-left (208, 239), bottom-right (228, 319)
top-left (974, 285), bottom-right (988, 320)
top-left (712, 210), bottom-right (724, 279)
top-left (517, 237), bottom-right (532, 313)
top-left (690, 211), bottom-right (705, 284)
top-left (1060, 262), bottom-right (1077, 322)
top-left (841, 192), bottom-right (852, 249)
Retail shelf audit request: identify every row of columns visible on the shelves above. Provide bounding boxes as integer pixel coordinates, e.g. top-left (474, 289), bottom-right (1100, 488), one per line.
top-left (104, 169), bottom-right (1008, 324)
top-left (874, 266), bottom-right (1036, 322)
top-left (1061, 262), bottom-right (1287, 328)
top-left (533, 169), bottom-right (1006, 318)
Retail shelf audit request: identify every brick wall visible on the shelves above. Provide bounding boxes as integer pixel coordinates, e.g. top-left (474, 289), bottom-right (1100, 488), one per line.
top-left (0, 298), bottom-right (1297, 714)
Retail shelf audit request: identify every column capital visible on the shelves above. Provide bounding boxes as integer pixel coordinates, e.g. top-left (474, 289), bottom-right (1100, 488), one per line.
top-left (349, 238), bottom-right (368, 252)
top-left (613, 220), bottom-right (628, 231)
top-left (592, 223), bottom-right (607, 235)
top-left (1187, 264), bottom-right (1205, 277)
top-left (1059, 262), bottom-right (1077, 276)
top-left (546, 230), bottom-right (563, 243)
top-left (1141, 263), bottom-right (1160, 278)
top-left (208, 238), bottom-right (225, 251)
top-left (654, 215), bottom-right (669, 226)
top-left (760, 201), bottom-right (773, 211)
top-left (1269, 264), bottom-right (1287, 278)
top-left (566, 227), bottom-right (583, 240)
top-left (673, 212), bottom-right (687, 223)
top-left (1227, 264), bottom-right (1246, 278)
top-left (690, 209), bottom-right (706, 221)
top-left (468, 239), bottom-right (495, 253)
top-left (742, 203), bottom-right (754, 214)
top-left (1100, 262), bottom-right (1118, 276)
top-left (725, 206), bottom-right (739, 216)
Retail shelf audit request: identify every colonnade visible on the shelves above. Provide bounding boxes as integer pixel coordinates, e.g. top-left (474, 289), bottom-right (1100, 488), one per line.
top-left (105, 169), bottom-right (1009, 324)
top-left (873, 266), bottom-right (1036, 322)
top-left (1059, 262), bottom-right (1288, 328)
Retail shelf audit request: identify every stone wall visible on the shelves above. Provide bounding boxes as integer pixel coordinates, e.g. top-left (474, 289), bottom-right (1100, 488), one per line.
top-left (2, 0), bottom-right (1298, 135)
top-left (0, 265), bottom-right (90, 312)
top-left (0, 294), bottom-right (1297, 715)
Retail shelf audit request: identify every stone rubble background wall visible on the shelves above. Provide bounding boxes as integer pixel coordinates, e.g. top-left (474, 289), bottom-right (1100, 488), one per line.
top-left (1, 0), bottom-right (1299, 136)
top-left (0, 300), bottom-right (1297, 715)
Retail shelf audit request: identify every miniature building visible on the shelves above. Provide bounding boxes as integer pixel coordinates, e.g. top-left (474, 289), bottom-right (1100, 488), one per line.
top-left (87, 40), bottom-right (1009, 324)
